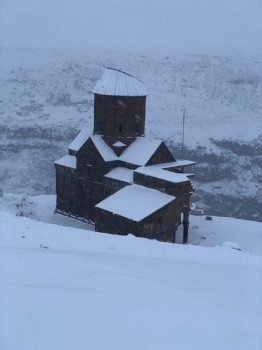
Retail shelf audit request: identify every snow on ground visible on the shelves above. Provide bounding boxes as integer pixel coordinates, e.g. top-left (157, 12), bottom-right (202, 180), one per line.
top-left (1, 193), bottom-right (262, 254)
top-left (1, 197), bottom-right (262, 350)
top-left (0, 193), bottom-right (94, 231)
top-left (177, 214), bottom-right (262, 256)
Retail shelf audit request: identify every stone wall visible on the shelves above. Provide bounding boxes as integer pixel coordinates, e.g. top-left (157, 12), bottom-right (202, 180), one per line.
top-left (56, 138), bottom-right (120, 221)
top-left (55, 164), bottom-right (78, 215)
top-left (95, 208), bottom-right (138, 236)
top-left (103, 177), bottom-right (130, 194)
top-left (146, 142), bottom-right (175, 165)
top-left (76, 138), bottom-right (119, 221)
top-left (139, 200), bottom-right (180, 242)
top-left (93, 94), bottom-right (146, 138)
top-left (133, 172), bottom-right (193, 208)
top-left (95, 199), bottom-right (180, 243)
top-left (55, 129), bottom-right (193, 240)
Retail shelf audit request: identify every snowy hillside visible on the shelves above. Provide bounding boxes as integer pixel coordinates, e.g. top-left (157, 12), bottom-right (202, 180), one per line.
top-left (1, 193), bottom-right (262, 253)
top-left (1, 47), bottom-right (262, 221)
top-left (1, 195), bottom-right (262, 350)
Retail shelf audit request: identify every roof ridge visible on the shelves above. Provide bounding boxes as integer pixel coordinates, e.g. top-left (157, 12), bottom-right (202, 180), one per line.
top-left (90, 134), bottom-right (118, 162)
top-left (107, 67), bottom-right (144, 83)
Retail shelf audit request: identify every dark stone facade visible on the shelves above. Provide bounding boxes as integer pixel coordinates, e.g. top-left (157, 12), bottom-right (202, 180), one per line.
top-left (93, 94), bottom-right (146, 138)
top-left (133, 172), bottom-right (194, 207)
top-left (96, 199), bottom-right (180, 243)
top-left (146, 142), bottom-right (175, 166)
top-left (55, 68), bottom-right (196, 243)
top-left (55, 165), bottom-right (78, 215)
top-left (55, 136), bottom-right (179, 223)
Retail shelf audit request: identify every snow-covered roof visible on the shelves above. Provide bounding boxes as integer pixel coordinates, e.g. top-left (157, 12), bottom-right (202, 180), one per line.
top-left (105, 167), bottom-right (133, 184)
top-left (90, 135), bottom-right (118, 162)
top-left (68, 130), bottom-right (117, 161)
top-left (163, 160), bottom-right (196, 168)
top-left (112, 141), bottom-right (126, 147)
top-left (67, 129), bottom-right (195, 169)
top-left (92, 68), bottom-right (148, 97)
top-left (95, 184), bottom-right (175, 222)
top-left (134, 167), bottom-right (191, 183)
top-left (138, 160), bottom-right (196, 170)
top-left (54, 155), bottom-right (77, 169)
top-left (68, 129), bottom-right (91, 152)
top-left (119, 137), bottom-right (162, 166)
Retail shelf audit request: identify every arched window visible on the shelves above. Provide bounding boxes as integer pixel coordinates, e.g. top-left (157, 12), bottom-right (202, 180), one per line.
top-left (118, 123), bottom-right (122, 133)
top-left (87, 165), bottom-right (92, 178)
top-left (135, 121), bottom-right (139, 133)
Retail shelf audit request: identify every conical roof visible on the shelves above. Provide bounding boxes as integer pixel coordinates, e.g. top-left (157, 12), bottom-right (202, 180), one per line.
top-left (92, 68), bottom-right (148, 97)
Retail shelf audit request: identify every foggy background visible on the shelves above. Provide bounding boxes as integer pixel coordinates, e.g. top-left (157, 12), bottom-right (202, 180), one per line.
top-left (1, 0), bottom-right (262, 56)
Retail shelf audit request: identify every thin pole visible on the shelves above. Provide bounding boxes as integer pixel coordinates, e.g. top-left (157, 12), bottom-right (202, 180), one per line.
top-left (182, 110), bottom-right (185, 160)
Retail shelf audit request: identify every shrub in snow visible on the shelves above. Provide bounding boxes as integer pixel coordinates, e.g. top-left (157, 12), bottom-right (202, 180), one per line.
top-left (221, 242), bottom-right (241, 251)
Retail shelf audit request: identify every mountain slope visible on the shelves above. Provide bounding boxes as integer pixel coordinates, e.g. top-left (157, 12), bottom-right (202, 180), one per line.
top-left (1, 47), bottom-right (262, 221)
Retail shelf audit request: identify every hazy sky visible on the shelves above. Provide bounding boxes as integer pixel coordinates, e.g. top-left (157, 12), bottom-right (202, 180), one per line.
top-left (1, 0), bottom-right (262, 56)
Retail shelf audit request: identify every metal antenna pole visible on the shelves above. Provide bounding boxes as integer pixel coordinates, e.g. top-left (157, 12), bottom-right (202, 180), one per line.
top-left (182, 109), bottom-right (185, 160)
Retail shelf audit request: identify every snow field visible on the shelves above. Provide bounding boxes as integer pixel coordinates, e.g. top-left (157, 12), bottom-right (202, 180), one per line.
top-left (1, 195), bottom-right (262, 350)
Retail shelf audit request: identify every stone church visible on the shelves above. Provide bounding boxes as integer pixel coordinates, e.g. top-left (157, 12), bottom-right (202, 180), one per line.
top-left (55, 68), bottom-right (196, 243)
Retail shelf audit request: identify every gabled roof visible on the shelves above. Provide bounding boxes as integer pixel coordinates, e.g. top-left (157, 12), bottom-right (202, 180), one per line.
top-left (162, 160), bottom-right (197, 168)
top-left (67, 130), bottom-right (195, 170)
top-left (92, 68), bottom-right (148, 97)
top-left (95, 184), bottom-right (175, 222)
top-left (134, 167), bottom-right (191, 183)
top-left (54, 155), bottom-right (76, 169)
top-left (68, 129), bottom-right (91, 152)
top-left (68, 130), bottom-right (117, 162)
top-left (119, 137), bottom-right (162, 166)
top-left (90, 135), bottom-right (118, 162)
top-left (105, 167), bottom-right (133, 184)
top-left (133, 160), bottom-right (196, 182)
